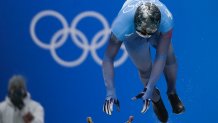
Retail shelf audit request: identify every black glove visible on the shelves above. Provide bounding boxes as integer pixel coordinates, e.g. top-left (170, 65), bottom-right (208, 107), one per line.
top-left (103, 97), bottom-right (120, 115)
top-left (132, 88), bottom-right (152, 113)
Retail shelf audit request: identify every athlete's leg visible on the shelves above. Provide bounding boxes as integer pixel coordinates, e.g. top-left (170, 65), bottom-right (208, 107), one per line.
top-left (163, 43), bottom-right (178, 94)
top-left (135, 44), bottom-right (168, 122)
top-left (138, 66), bottom-right (168, 122)
top-left (164, 43), bottom-right (185, 114)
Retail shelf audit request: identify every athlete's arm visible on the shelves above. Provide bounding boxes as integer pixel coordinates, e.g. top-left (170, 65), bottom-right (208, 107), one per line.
top-left (146, 29), bottom-right (172, 90)
top-left (103, 32), bottom-right (122, 97)
top-left (102, 32), bottom-right (122, 115)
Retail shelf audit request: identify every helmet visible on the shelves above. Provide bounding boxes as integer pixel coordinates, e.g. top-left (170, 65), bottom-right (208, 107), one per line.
top-left (134, 3), bottom-right (161, 38)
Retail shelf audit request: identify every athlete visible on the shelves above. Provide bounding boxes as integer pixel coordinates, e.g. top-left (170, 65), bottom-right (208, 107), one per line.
top-left (102, 0), bottom-right (185, 122)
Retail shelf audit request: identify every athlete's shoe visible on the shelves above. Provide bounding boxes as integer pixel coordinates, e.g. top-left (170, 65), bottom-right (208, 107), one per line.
top-left (152, 89), bottom-right (168, 123)
top-left (168, 93), bottom-right (185, 114)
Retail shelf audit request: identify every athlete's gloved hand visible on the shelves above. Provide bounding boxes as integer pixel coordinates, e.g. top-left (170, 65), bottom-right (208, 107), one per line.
top-left (103, 96), bottom-right (120, 115)
top-left (132, 88), bottom-right (153, 113)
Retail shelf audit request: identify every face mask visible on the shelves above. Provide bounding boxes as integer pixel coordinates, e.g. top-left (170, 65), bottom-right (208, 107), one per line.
top-left (9, 89), bottom-right (26, 110)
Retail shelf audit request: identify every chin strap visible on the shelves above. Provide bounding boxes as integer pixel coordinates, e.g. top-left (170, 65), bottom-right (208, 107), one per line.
top-left (136, 31), bottom-right (151, 38)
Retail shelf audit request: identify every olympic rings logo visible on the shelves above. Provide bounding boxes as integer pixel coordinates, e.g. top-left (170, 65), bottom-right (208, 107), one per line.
top-left (30, 10), bottom-right (128, 67)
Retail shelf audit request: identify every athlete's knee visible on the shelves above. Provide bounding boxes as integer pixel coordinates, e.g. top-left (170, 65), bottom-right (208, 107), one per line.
top-left (138, 66), bottom-right (152, 79)
top-left (166, 53), bottom-right (177, 66)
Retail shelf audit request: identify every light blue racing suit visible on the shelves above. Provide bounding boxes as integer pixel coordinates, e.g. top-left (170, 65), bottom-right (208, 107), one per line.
top-left (103, 0), bottom-right (177, 101)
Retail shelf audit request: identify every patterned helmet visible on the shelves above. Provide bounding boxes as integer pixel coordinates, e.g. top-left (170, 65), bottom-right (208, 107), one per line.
top-left (134, 3), bottom-right (161, 37)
